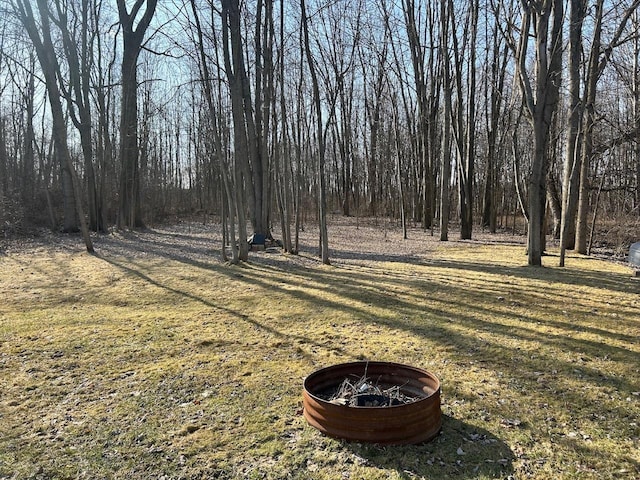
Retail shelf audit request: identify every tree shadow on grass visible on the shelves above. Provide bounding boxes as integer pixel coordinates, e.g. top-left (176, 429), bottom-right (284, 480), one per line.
top-left (97, 254), bottom-right (350, 362)
top-left (345, 415), bottom-right (514, 479)
top-left (96, 242), bottom-right (640, 400)
top-left (425, 255), bottom-right (639, 296)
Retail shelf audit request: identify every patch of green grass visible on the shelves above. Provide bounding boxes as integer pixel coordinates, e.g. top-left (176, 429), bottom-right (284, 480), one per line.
top-left (0, 225), bottom-right (638, 479)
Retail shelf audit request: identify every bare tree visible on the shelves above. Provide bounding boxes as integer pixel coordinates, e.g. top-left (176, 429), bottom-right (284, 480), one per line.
top-left (275, 0), bottom-right (295, 253)
top-left (221, 0), bottom-right (252, 261)
top-left (514, 0), bottom-right (564, 266)
top-left (116, 0), bottom-right (157, 229)
top-left (450, 0), bottom-right (478, 240)
top-left (635, 12), bottom-right (640, 213)
top-left (575, 0), bottom-right (640, 254)
top-left (440, 0), bottom-right (452, 241)
top-left (316, 0), bottom-right (361, 217)
top-left (361, 1), bottom-right (390, 218)
top-left (482, 0), bottom-right (510, 233)
top-left (0, 118), bottom-right (6, 212)
top-left (252, 0), bottom-right (275, 238)
top-left (12, 0), bottom-right (93, 252)
top-left (0, 40), bottom-right (7, 213)
top-left (21, 57), bottom-right (36, 211)
top-left (219, 0), bottom-right (275, 243)
top-left (390, 91), bottom-right (407, 239)
top-left (53, 0), bottom-right (105, 232)
top-left (559, 0), bottom-right (586, 266)
top-left (403, 0), bottom-right (436, 231)
top-left (93, 0), bottom-right (117, 227)
top-left (0, 24), bottom-right (6, 209)
top-left (189, 0), bottom-right (241, 262)
top-left (301, 0), bottom-right (330, 264)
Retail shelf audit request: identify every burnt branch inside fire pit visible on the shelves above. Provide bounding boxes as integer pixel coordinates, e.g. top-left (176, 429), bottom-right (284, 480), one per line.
top-left (319, 373), bottom-right (419, 407)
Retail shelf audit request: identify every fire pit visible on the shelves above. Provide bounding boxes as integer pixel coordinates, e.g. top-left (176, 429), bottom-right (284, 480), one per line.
top-left (303, 361), bottom-right (441, 445)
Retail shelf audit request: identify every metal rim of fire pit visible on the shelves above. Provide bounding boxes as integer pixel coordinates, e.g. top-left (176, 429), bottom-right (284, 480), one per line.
top-left (303, 361), bottom-right (441, 445)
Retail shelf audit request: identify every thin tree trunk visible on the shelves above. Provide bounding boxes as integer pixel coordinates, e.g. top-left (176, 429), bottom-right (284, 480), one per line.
top-left (587, 156), bottom-right (611, 255)
top-left (575, 0), bottom-right (603, 254)
top-left (547, 171), bottom-right (562, 239)
top-left (403, 0), bottom-right (434, 230)
top-left (221, 0), bottom-right (251, 261)
top-left (391, 94), bottom-right (407, 239)
top-left (482, 4), bottom-right (508, 234)
top-left (459, 0), bottom-right (478, 240)
top-left (276, 0), bottom-right (293, 253)
top-left (22, 64), bottom-right (36, 209)
top-left (559, 0), bottom-right (586, 266)
top-left (635, 14), bottom-right (640, 214)
top-left (190, 0), bottom-right (237, 261)
top-left (0, 119), bottom-right (8, 205)
top-left (512, 108), bottom-right (528, 222)
top-left (301, 0), bottom-right (330, 265)
top-left (440, 0), bottom-right (452, 242)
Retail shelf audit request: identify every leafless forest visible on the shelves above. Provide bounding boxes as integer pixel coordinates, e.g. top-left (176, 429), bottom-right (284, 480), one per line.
top-left (0, 0), bottom-right (639, 265)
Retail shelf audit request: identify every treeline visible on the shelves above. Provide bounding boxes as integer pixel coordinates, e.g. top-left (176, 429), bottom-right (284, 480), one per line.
top-left (0, 0), bottom-right (638, 264)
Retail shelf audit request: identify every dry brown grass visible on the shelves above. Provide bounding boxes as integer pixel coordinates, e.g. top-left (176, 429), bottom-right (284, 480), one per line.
top-left (0, 218), bottom-right (638, 479)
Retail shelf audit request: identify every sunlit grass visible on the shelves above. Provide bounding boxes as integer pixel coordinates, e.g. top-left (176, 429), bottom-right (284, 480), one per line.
top-left (0, 223), bottom-right (638, 479)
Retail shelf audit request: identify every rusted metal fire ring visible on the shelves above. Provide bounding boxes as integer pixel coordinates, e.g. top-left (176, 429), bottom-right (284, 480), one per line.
top-left (303, 361), bottom-right (441, 445)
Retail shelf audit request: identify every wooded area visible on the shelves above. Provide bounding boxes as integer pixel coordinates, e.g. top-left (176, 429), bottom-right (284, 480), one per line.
top-left (1, 0), bottom-right (639, 265)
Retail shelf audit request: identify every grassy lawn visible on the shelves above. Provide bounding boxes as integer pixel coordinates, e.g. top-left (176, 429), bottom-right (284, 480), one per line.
top-left (0, 220), bottom-right (638, 479)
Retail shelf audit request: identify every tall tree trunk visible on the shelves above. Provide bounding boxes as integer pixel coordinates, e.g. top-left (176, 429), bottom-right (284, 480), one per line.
top-left (278, 0), bottom-right (293, 253)
top-left (448, 0), bottom-right (475, 239)
top-left (190, 0), bottom-right (239, 261)
top-left (482, 4), bottom-right (508, 234)
top-left (339, 81), bottom-right (354, 217)
top-left (261, 1), bottom-right (275, 236)
top-left (482, 3), bottom-right (509, 233)
top-left (22, 63), bottom-right (36, 210)
top-left (515, 0), bottom-right (563, 266)
top-left (403, 0), bottom-right (434, 230)
top-left (635, 13), bottom-right (640, 213)
top-left (0, 119), bottom-right (8, 207)
top-left (116, 0), bottom-right (157, 230)
top-left (391, 94), bottom-right (407, 239)
top-left (575, 0), bottom-right (603, 254)
top-left (252, 0), bottom-right (266, 235)
top-left (247, 0), bottom-right (273, 237)
top-left (221, 0), bottom-right (249, 261)
top-left (440, 0), bottom-right (452, 242)
top-left (559, 0), bottom-right (585, 266)
top-left (364, 40), bottom-right (387, 218)
top-left (301, 0), bottom-right (330, 265)
top-left (94, 19), bottom-right (114, 229)
top-left (459, 0), bottom-right (478, 240)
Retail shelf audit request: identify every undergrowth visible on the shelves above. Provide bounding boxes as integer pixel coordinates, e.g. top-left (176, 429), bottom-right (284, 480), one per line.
top-left (0, 222), bottom-right (638, 479)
